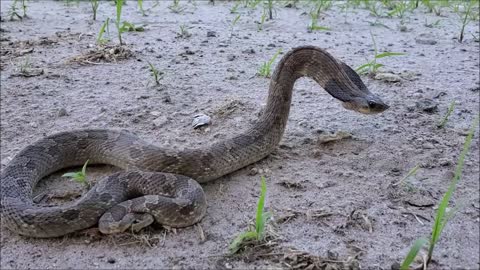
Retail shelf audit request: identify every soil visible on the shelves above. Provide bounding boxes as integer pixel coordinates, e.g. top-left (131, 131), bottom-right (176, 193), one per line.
top-left (1, 1), bottom-right (479, 269)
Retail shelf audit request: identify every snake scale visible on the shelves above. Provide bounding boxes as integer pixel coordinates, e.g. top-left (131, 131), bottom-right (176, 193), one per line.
top-left (1, 46), bottom-right (389, 238)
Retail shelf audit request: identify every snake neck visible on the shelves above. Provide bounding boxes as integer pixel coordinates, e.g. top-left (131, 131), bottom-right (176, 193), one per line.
top-left (257, 46), bottom-right (359, 145)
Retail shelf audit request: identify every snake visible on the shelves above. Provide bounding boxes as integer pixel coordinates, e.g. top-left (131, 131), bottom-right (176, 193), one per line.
top-left (0, 46), bottom-right (389, 238)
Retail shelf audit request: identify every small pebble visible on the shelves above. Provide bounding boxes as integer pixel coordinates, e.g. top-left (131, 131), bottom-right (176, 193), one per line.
top-left (206, 31), bottom-right (216, 37)
top-left (439, 158), bottom-right (452, 166)
top-left (153, 116), bottom-right (168, 128)
top-left (242, 48), bottom-right (255, 54)
top-left (375, 73), bottom-right (402, 82)
top-left (415, 33), bottom-right (437, 45)
top-left (150, 111), bottom-right (161, 117)
top-left (107, 258), bottom-right (116, 264)
top-left (192, 114), bottom-right (211, 129)
top-left (57, 108), bottom-right (68, 117)
top-left (415, 98), bottom-right (438, 113)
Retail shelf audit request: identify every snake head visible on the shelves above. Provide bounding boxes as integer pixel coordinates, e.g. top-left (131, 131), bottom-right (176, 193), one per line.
top-left (342, 94), bottom-right (389, 114)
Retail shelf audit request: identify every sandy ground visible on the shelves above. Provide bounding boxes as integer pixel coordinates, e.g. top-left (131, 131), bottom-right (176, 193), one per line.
top-left (1, 1), bottom-right (479, 269)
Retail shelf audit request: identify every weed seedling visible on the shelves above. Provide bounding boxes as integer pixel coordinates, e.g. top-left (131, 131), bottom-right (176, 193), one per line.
top-left (63, 160), bottom-right (90, 188)
top-left (392, 164), bottom-right (420, 188)
top-left (258, 49), bottom-right (282, 78)
top-left (90, 0), bottom-right (99, 20)
top-left (229, 14), bottom-right (241, 41)
top-left (456, 0), bottom-right (477, 43)
top-left (19, 57), bottom-right (32, 74)
top-left (9, 0), bottom-right (27, 20)
top-left (120, 21), bottom-right (145, 32)
top-left (366, 1), bottom-right (385, 18)
top-left (138, 0), bottom-right (146, 16)
top-left (308, 10), bottom-right (330, 31)
top-left (230, 2), bottom-right (240, 13)
top-left (169, 0), bottom-right (185, 13)
top-left (400, 115), bottom-right (479, 269)
top-left (437, 101), bottom-right (455, 128)
top-left (421, 0), bottom-right (449, 16)
top-left (257, 10), bottom-right (267, 31)
top-left (264, 0), bottom-right (275, 20)
top-left (177, 24), bottom-right (191, 38)
top-left (147, 61), bottom-right (164, 85)
top-left (387, 0), bottom-right (415, 20)
top-left (356, 31), bottom-right (405, 75)
top-left (229, 176), bottom-right (271, 254)
top-left (97, 18), bottom-right (110, 45)
top-left (114, 0), bottom-right (124, 45)
top-left (310, 0), bottom-right (332, 18)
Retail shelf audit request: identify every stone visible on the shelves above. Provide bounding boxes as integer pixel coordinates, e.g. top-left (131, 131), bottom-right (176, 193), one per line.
top-left (415, 98), bottom-right (438, 113)
top-left (375, 73), bottom-right (402, 82)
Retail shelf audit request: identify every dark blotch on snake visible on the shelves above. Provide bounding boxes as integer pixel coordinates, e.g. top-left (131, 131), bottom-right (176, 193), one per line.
top-left (62, 209), bottom-right (80, 221)
top-left (110, 205), bottom-right (127, 220)
top-left (178, 202), bottom-right (196, 217)
top-left (76, 139), bottom-right (89, 150)
top-left (52, 133), bottom-right (76, 144)
top-left (160, 155), bottom-right (180, 169)
top-left (89, 130), bottom-right (109, 141)
top-left (231, 134), bottom-right (256, 148)
top-left (15, 178), bottom-right (29, 189)
top-left (24, 160), bottom-right (37, 171)
top-left (126, 171), bottom-right (142, 180)
top-left (129, 147), bottom-right (143, 159)
top-left (22, 213), bottom-right (37, 225)
top-left (100, 193), bottom-right (113, 203)
top-left (22, 146), bottom-right (45, 158)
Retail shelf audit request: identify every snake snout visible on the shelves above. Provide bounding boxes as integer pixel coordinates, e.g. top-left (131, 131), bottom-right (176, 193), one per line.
top-left (342, 95), bottom-right (389, 114)
top-left (367, 97), bottom-right (389, 114)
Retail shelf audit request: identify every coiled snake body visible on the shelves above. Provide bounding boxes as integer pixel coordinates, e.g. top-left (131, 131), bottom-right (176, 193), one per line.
top-left (1, 46), bottom-right (388, 238)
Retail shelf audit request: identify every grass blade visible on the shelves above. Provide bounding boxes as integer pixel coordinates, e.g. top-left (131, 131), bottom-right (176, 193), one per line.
top-left (428, 114), bottom-right (479, 260)
top-left (375, 52), bottom-right (405, 59)
top-left (400, 237), bottom-right (428, 270)
top-left (255, 176), bottom-right (267, 240)
top-left (81, 159), bottom-right (89, 175)
top-left (393, 164), bottom-right (420, 186)
top-left (355, 62), bottom-right (372, 72)
top-left (97, 18), bottom-right (110, 44)
top-left (437, 101), bottom-right (456, 128)
top-left (229, 231), bottom-right (257, 254)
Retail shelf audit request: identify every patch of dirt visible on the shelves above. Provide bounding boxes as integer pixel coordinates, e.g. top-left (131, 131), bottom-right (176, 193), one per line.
top-left (1, 1), bottom-right (479, 269)
top-left (69, 45), bottom-right (134, 65)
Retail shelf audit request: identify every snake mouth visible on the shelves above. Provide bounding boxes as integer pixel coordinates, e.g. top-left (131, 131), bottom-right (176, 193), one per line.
top-left (342, 96), bottom-right (389, 114)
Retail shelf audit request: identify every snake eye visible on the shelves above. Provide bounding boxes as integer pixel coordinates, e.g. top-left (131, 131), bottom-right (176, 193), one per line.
top-left (367, 99), bottom-right (389, 112)
top-left (367, 100), bottom-right (379, 109)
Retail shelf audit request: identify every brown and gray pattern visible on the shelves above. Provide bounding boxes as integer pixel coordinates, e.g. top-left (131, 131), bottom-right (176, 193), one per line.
top-left (0, 46), bottom-right (388, 238)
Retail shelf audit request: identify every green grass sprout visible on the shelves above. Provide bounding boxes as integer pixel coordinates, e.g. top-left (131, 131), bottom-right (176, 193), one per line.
top-left (400, 237), bottom-right (429, 270)
top-left (115, 0), bottom-right (124, 45)
top-left (177, 24), bottom-right (191, 38)
top-left (9, 0), bottom-right (27, 20)
top-left (138, 0), bottom-right (146, 16)
top-left (229, 176), bottom-right (270, 254)
top-left (90, 0), bottom-right (99, 20)
top-left (401, 114), bottom-right (479, 268)
top-left (147, 61), bottom-right (164, 85)
top-left (356, 31), bottom-right (405, 75)
top-left (437, 101), bottom-right (456, 128)
top-left (392, 164), bottom-right (420, 187)
top-left (258, 49), bottom-right (282, 78)
top-left (97, 18), bottom-right (110, 45)
top-left (120, 21), bottom-right (145, 32)
top-left (457, 0), bottom-right (477, 43)
top-left (308, 10), bottom-right (330, 31)
top-left (169, 0), bottom-right (185, 13)
top-left (62, 160), bottom-right (90, 188)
